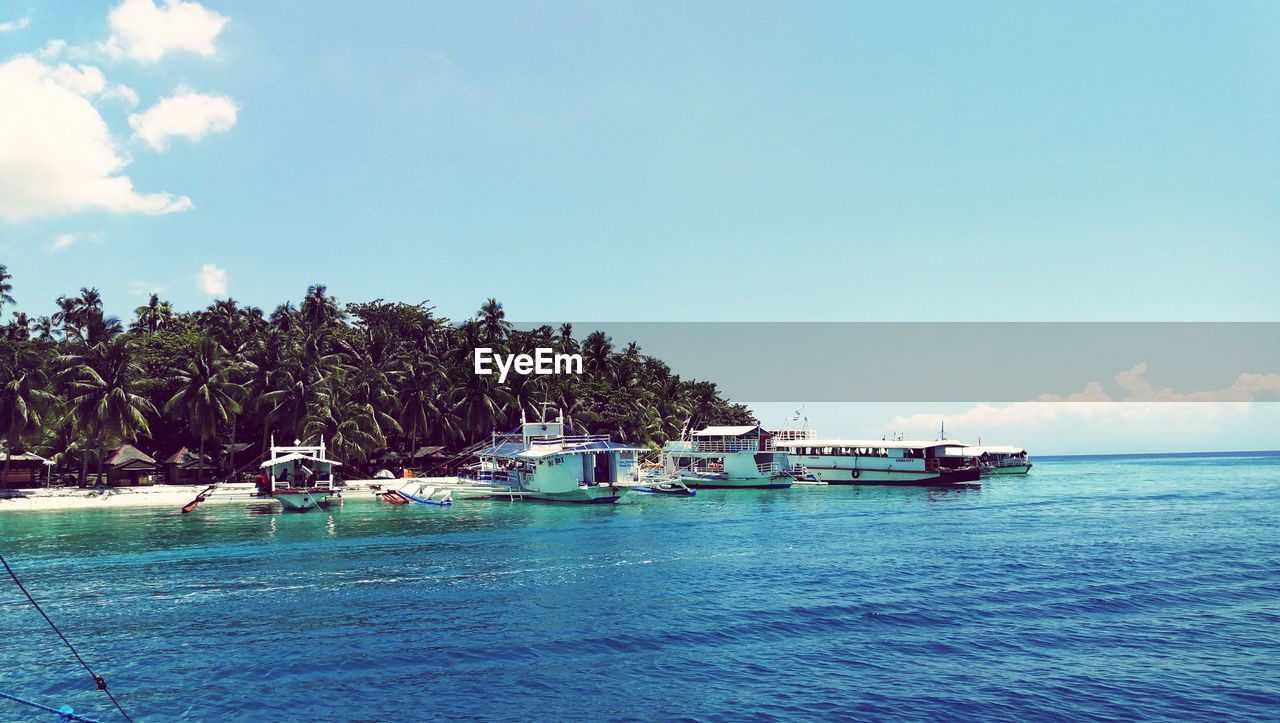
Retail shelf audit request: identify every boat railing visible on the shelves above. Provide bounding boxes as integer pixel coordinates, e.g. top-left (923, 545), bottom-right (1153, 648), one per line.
top-left (691, 439), bottom-right (760, 453)
top-left (756, 461), bottom-right (781, 476)
top-left (528, 434), bottom-right (610, 447)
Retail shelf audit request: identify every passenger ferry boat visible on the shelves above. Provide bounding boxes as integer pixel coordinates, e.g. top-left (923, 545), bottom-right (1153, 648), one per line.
top-left (969, 445), bottom-right (1033, 475)
top-left (774, 436), bottom-right (982, 485)
top-left (259, 438), bottom-right (341, 511)
top-left (661, 425), bottom-right (792, 489)
top-left (462, 411), bottom-right (640, 503)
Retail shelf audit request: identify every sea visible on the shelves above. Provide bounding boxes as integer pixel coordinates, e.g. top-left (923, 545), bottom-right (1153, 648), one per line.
top-left (1, 452), bottom-right (1277, 721)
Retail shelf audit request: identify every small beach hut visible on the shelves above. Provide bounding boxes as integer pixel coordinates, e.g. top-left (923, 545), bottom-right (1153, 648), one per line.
top-left (105, 444), bottom-right (159, 486)
top-left (163, 447), bottom-right (219, 484)
top-left (0, 449), bottom-right (52, 489)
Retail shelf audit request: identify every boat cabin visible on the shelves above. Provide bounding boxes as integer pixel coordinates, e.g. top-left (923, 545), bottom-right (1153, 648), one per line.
top-left (259, 439), bottom-right (340, 493)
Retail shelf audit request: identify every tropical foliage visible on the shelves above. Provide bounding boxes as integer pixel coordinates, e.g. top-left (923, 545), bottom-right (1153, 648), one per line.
top-left (0, 271), bottom-right (754, 482)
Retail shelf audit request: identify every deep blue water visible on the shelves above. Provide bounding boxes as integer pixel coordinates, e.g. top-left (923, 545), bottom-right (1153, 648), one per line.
top-left (2, 453), bottom-right (1278, 721)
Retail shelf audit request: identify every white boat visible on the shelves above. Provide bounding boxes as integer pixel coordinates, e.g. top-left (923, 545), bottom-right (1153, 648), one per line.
top-left (460, 411), bottom-right (640, 503)
top-left (969, 445), bottom-right (1033, 475)
top-left (661, 425), bottom-right (792, 489)
top-left (774, 437), bottom-right (982, 485)
top-left (259, 439), bottom-right (341, 511)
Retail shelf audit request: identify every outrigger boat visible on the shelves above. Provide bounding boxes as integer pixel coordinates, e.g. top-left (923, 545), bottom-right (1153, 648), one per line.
top-left (969, 445), bottom-right (1033, 475)
top-left (774, 436), bottom-right (982, 485)
top-left (457, 410), bottom-right (641, 503)
top-left (661, 425), bottom-right (792, 489)
top-left (259, 438), bottom-right (341, 511)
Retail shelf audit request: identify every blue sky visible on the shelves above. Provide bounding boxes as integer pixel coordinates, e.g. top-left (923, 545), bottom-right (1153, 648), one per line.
top-left (2, 1), bottom-right (1277, 452)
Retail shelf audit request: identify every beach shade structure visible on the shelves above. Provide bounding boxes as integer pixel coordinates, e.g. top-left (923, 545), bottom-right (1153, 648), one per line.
top-left (163, 447), bottom-right (220, 485)
top-left (0, 449), bottom-right (52, 489)
top-left (104, 444), bottom-right (158, 487)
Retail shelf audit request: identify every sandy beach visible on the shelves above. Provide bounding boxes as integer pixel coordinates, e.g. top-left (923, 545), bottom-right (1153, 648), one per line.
top-left (1, 483), bottom-right (273, 512)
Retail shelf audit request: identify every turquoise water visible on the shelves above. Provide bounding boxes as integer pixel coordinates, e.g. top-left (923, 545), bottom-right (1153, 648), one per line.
top-left (2, 453), bottom-right (1278, 721)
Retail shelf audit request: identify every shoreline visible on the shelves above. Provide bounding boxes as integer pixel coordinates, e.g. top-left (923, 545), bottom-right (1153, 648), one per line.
top-left (0, 483), bottom-right (379, 512)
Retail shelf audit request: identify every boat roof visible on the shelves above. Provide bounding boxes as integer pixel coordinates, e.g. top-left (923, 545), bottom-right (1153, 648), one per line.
top-left (479, 439), bottom-right (642, 459)
top-left (968, 445), bottom-right (1027, 455)
top-left (774, 438), bottom-right (972, 450)
top-left (260, 452), bottom-right (342, 468)
top-left (693, 425), bottom-right (767, 437)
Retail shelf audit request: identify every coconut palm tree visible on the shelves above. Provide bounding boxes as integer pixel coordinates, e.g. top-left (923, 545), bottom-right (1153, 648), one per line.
top-left (582, 330), bottom-right (613, 374)
top-left (300, 284), bottom-right (342, 331)
top-left (396, 358), bottom-right (445, 458)
top-left (5, 312), bottom-right (31, 341)
top-left (59, 335), bottom-right (157, 483)
top-left (478, 298), bottom-right (512, 341)
top-left (0, 264), bottom-right (14, 314)
top-left (32, 316), bottom-right (55, 342)
top-left (131, 293), bottom-right (173, 335)
top-left (164, 338), bottom-right (244, 484)
top-left (269, 302), bottom-right (297, 333)
top-left (0, 345), bottom-right (56, 481)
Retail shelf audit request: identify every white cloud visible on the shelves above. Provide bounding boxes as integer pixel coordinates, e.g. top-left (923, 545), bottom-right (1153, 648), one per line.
top-left (129, 88), bottom-right (237, 151)
top-left (101, 0), bottom-right (228, 63)
top-left (127, 279), bottom-right (166, 296)
top-left (198, 263), bottom-right (227, 296)
top-left (102, 82), bottom-right (140, 106)
top-left (882, 363), bottom-right (1280, 453)
top-left (47, 231), bottom-right (104, 253)
top-left (0, 17), bottom-right (29, 33)
top-left (0, 55), bottom-right (194, 221)
top-left (38, 39), bottom-right (66, 59)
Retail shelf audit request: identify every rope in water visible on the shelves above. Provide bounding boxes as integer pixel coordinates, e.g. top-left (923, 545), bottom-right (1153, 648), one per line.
top-left (0, 689), bottom-right (101, 722)
top-left (0, 553), bottom-right (134, 722)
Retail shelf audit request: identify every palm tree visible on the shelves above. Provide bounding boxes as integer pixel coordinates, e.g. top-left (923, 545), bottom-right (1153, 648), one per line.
top-left (164, 338), bottom-right (244, 484)
top-left (300, 284), bottom-right (342, 330)
top-left (582, 330), bottom-right (613, 374)
top-left (478, 298), bottom-right (512, 341)
top-left (396, 358), bottom-right (444, 457)
top-left (32, 316), bottom-right (55, 342)
top-left (66, 309), bottom-right (123, 347)
top-left (59, 335), bottom-right (156, 484)
top-left (269, 302), bottom-right (297, 333)
top-left (5, 312), bottom-right (31, 341)
top-left (1, 345), bottom-right (56, 481)
top-left (51, 296), bottom-right (79, 338)
top-left (131, 293), bottom-right (173, 335)
top-left (0, 264), bottom-right (14, 314)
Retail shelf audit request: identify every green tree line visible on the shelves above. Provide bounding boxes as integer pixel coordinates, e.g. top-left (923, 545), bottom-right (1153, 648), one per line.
top-left (0, 264), bottom-right (754, 483)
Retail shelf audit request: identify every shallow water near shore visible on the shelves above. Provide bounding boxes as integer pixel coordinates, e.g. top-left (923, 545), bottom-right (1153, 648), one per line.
top-left (2, 453), bottom-right (1278, 721)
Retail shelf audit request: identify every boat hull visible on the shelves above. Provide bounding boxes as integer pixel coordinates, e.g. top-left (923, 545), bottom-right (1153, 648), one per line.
top-left (518, 485), bottom-right (629, 503)
top-left (272, 490), bottom-right (330, 511)
top-left (806, 468), bottom-right (940, 485)
top-left (983, 464), bottom-right (1032, 476)
top-left (680, 475), bottom-right (792, 489)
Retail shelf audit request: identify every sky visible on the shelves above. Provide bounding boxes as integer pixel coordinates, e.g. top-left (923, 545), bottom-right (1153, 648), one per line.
top-left (1, 1), bottom-right (1278, 453)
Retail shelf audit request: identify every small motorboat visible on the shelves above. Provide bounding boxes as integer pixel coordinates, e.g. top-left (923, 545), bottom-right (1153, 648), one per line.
top-left (634, 479), bottom-right (696, 496)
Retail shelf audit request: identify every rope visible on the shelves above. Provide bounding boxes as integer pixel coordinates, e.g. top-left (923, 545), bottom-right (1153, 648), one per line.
top-left (0, 689), bottom-right (101, 722)
top-left (0, 553), bottom-right (134, 722)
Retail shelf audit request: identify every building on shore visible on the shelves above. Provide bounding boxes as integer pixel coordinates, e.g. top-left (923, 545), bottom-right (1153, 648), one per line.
top-left (0, 449), bottom-right (54, 489)
top-left (105, 444), bottom-right (159, 486)
top-left (164, 447), bottom-right (219, 485)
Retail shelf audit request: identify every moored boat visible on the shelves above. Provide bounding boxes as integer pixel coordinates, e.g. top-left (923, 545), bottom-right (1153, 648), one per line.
top-left (259, 439), bottom-right (341, 511)
top-left (460, 410), bottom-right (640, 503)
top-left (774, 437), bottom-right (982, 486)
top-left (969, 445), bottom-right (1033, 475)
top-left (661, 425), bottom-right (792, 489)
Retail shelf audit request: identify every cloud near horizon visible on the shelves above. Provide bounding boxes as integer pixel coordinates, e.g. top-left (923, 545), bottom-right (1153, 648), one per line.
top-left (0, 55), bottom-right (195, 221)
top-left (198, 263), bottom-right (227, 296)
top-left (100, 0), bottom-right (228, 63)
top-left (130, 88), bottom-right (238, 151)
top-left (883, 362), bottom-right (1280, 447)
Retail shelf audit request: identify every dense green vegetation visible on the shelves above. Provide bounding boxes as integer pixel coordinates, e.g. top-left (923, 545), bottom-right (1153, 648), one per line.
top-left (0, 264), bottom-right (754, 481)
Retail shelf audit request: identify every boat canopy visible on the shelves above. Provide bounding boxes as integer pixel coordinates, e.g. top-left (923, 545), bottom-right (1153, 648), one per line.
top-left (479, 439), bottom-right (642, 459)
top-left (967, 445), bottom-right (1027, 455)
top-left (260, 452), bottom-right (342, 468)
top-left (776, 438), bottom-right (972, 450)
top-left (693, 425), bottom-right (769, 438)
